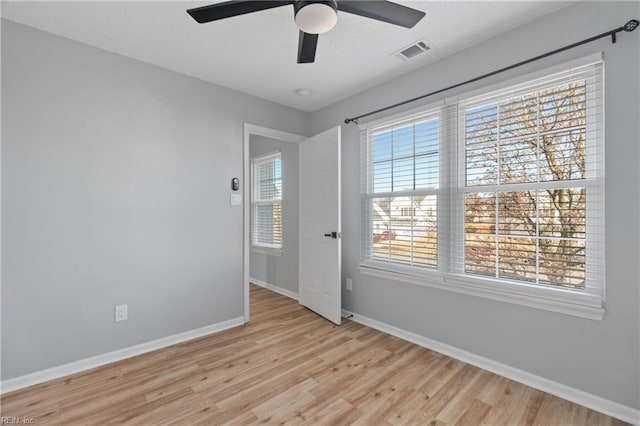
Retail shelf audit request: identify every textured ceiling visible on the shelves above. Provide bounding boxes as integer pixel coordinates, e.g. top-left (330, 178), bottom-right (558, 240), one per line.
top-left (1, 1), bottom-right (574, 111)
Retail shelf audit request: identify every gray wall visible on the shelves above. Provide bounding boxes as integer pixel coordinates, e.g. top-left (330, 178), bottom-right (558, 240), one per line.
top-left (1, 20), bottom-right (309, 379)
top-left (309, 2), bottom-right (640, 409)
top-left (249, 136), bottom-right (299, 295)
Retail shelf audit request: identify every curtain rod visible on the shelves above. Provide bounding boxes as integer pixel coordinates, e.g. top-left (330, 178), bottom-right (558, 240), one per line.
top-left (344, 19), bottom-right (639, 125)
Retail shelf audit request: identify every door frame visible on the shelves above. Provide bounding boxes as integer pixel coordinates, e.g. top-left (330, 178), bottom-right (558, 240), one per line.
top-left (243, 123), bottom-right (305, 322)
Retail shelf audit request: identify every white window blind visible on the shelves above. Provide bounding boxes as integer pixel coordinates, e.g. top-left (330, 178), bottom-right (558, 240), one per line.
top-left (360, 59), bottom-right (604, 315)
top-left (251, 152), bottom-right (282, 250)
top-left (456, 63), bottom-right (604, 293)
top-left (361, 110), bottom-right (442, 269)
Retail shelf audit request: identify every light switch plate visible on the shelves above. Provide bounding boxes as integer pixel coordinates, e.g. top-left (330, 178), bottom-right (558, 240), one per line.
top-left (115, 304), bottom-right (128, 322)
top-left (230, 193), bottom-right (242, 206)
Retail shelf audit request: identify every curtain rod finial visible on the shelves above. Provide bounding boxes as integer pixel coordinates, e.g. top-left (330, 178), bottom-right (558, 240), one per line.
top-left (624, 19), bottom-right (639, 32)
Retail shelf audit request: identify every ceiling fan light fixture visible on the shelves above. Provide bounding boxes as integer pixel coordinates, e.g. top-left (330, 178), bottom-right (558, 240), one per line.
top-left (294, 1), bottom-right (338, 34)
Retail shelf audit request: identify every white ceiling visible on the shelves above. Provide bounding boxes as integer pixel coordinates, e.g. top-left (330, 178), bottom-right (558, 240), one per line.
top-left (1, 1), bottom-right (574, 111)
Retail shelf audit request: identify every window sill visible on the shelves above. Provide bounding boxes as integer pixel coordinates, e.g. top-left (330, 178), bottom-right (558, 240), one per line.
top-left (251, 246), bottom-right (282, 257)
top-left (359, 262), bottom-right (604, 321)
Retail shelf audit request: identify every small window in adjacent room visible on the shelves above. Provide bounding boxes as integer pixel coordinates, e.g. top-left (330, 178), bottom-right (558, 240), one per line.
top-left (251, 152), bottom-right (283, 251)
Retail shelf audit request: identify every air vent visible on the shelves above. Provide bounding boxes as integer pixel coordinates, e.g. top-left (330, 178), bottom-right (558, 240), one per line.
top-left (392, 40), bottom-right (431, 61)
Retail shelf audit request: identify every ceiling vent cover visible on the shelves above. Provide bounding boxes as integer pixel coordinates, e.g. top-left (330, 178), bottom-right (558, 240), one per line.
top-left (393, 40), bottom-right (431, 61)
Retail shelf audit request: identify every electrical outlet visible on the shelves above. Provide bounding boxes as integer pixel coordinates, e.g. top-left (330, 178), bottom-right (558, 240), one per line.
top-left (115, 304), bottom-right (128, 322)
top-left (346, 278), bottom-right (353, 291)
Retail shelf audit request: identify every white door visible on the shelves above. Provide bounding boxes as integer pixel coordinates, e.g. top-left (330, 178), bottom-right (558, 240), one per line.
top-left (299, 126), bottom-right (341, 325)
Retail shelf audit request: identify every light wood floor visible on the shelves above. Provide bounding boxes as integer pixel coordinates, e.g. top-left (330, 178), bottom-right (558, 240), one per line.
top-left (1, 285), bottom-right (627, 425)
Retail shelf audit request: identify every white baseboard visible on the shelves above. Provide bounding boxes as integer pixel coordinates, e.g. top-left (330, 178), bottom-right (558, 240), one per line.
top-left (341, 309), bottom-right (639, 425)
top-left (0, 316), bottom-right (245, 395)
top-left (250, 277), bottom-right (299, 301)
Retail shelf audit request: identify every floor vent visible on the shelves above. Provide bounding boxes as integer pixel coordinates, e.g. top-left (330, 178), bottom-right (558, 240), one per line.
top-left (393, 40), bottom-right (431, 61)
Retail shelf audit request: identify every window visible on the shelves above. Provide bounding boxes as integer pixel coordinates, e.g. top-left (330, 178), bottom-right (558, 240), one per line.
top-left (361, 58), bottom-right (604, 318)
top-left (251, 152), bottom-right (282, 250)
top-left (400, 207), bottom-right (416, 217)
top-left (461, 76), bottom-right (597, 289)
top-left (361, 111), bottom-right (440, 269)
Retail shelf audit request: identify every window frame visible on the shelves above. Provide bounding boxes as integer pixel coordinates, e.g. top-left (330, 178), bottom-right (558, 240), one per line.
top-left (250, 151), bottom-right (283, 255)
top-left (361, 109), bottom-right (443, 271)
top-left (359, 54), bottom-right (605, 320)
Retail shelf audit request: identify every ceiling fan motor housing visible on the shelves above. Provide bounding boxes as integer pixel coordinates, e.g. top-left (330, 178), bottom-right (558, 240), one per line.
top-left (294, 0), bottom-right (338, 34)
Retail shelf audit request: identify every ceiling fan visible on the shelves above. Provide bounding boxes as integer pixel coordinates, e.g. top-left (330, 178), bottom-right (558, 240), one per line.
top-left (187, 1), bottom-right (426, 64)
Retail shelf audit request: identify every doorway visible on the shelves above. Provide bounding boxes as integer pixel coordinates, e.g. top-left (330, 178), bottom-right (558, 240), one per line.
top-left (243, 124), bottom-right (342, 324)
top-left (243, 124), bottom-right (305, 322)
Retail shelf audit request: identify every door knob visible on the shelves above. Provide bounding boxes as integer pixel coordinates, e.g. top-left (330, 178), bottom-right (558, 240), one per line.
top-left (324, 232), bottom-right (337, 239)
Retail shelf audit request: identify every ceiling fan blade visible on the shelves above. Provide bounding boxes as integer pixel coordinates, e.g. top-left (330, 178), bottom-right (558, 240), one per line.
top-left (297, 31), bottom-right (319, 64)
top-left (337, 1), bottom-right (425, 28)
top-left (187, 1), bottom-right (294, 24)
